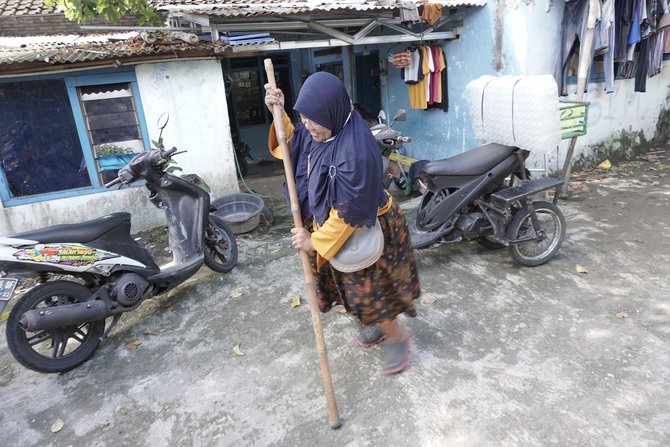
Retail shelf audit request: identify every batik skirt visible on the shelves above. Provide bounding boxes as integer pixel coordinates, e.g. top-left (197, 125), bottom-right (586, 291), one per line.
top-left (310, 199), bottom-right (421, 325)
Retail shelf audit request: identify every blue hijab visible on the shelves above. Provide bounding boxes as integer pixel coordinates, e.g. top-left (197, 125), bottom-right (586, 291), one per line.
top-left (292, 72), bottom-right (387, 228)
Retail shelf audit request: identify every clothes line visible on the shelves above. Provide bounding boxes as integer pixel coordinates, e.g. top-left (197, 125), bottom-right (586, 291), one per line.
top-left (390, 45), bottom-right (448, 111)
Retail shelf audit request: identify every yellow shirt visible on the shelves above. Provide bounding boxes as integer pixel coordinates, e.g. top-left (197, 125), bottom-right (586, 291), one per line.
top-left (268, 114), bottom-right (392, 270)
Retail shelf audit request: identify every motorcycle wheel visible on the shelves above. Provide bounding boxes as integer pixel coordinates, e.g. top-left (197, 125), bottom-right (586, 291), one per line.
top-left (506, 200), bottom-right (566, 266)
top-left (204, 214), bottom-right (238, 273)
top-left (6, 281), bottom-right (105, 373)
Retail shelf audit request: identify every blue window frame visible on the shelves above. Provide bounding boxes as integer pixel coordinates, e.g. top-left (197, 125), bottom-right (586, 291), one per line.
top-left (0, 69), bottom-right (150, 207)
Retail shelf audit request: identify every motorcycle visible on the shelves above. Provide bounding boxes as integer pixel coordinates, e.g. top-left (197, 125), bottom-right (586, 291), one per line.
top-left (0, 113), bottom-right (238, 373)
top-left (410, 142), bottom-right (566, 266)
top-left (370, 109), bottom-right (425, 194)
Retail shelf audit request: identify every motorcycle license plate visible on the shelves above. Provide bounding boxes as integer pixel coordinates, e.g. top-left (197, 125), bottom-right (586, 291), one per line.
top-left (0, 277), bottom-right (18, 301)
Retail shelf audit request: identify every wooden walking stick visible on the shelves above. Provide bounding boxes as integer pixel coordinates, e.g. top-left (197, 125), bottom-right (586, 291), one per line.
top-left (263, 58), bottom-right (342, 429)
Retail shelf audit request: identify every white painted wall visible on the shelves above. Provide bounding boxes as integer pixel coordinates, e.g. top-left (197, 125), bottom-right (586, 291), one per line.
top-left (0, 59), bottom-right (239, 236)
top-left (135, 59), bottom-right (238, 199)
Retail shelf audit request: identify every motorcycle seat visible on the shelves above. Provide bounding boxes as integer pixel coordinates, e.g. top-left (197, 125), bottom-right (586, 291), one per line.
top-left (423, 143), bottom-right (518, 177)
top-left (10, 212), bottom-right (131, 243)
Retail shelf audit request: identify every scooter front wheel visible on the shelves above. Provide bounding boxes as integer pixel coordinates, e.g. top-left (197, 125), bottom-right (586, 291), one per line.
top-left (204, 214), bottom-right (238, 273)
top-left (506, 200), bottom-right (566, 266)
top-left (6, 281), bottom-right (104, 373)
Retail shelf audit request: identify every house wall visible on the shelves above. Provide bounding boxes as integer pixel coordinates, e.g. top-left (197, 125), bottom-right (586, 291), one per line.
top-left (381, 0), bottom-right (670, 172)
top-left (0, 59), bottom-right (238, 236)
top-left (135, 59), bottom-right (238, 199)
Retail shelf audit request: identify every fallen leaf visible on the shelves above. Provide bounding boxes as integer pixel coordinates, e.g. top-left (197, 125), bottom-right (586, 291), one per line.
top-left (124, 338), bottom-right (142, 350)
top-left (597, 159), bottom-right (612, 170)
top-left (421, 296), bottom-right (437, 305)
top-left (143, 329), bottom-right (158, 336)
top-left (232, 345), bottom-right (245, 356)
top-left (616, 312), bottom-right (629, 319)
top-left (0, 311), bottom-right (9, 322)
top-left (290, 295), bottom-right (301, 308)
top-left (576, 264), bottom-right (589, 274)
top-left (51, 418), bottom-right (64, 433)
top-left (336, 306), bottom-right (347, 314)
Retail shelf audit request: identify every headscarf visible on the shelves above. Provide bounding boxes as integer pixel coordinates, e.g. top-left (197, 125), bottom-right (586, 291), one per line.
top-left (293, 72), bottom-right (387, 228)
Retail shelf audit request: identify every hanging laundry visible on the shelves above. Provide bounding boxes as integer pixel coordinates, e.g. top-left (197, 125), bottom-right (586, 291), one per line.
top-left (403, 46), bottom-right (423, 84)
top-left (391, 50), bottom-right (411, 68)
top-left (428, 46), bottom-right (447, 108)
top-left (399, 1), bottom-right (422, 25)
top-left (421, 3), bottom-right (443, 26)
top-left (408, 46), bottom-right (431, 109)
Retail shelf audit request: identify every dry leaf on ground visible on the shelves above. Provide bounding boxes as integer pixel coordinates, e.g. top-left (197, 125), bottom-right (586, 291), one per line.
top-left (124, 338), bottom-right (142, 350)
top-left (576, 264), bottom-right (589, 274)
top-left (597, 159), bottom-right (612, 170)
top-left (232, 345), bottom-right (245, 356)
top-left (290, 295), bottom-right (301, 308)
top-left (51, 418), bottom-right (64, 433)
top-left (421, 296), bottom-right (437, 305)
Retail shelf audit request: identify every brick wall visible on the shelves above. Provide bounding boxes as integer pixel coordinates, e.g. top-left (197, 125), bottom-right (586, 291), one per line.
top-left (0, 14), bottom-right (145, 36)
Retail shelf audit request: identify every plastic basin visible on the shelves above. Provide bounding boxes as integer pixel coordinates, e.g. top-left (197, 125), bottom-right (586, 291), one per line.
top-left (211, 193), bottom-right (272, 234)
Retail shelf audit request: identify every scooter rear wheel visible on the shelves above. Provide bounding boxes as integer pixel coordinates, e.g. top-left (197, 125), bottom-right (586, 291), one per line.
top-left (204, 214), bottom-right (238, 273)
top-left (506, 200), bottom-right (566, 266)
top-left (6, 281), bottom-right (104, 373)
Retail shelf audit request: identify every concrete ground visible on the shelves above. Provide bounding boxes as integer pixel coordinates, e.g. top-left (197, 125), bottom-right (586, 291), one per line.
top-left (1, 152), bottom-right (670, 447)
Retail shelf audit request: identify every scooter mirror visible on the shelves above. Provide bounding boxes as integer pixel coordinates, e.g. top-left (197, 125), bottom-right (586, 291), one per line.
top-left (393, 109), bottom-right (407, 123)
top-left (157, 113), bottom-right (170, 130)
top-left (377, 110), bottom-right (387, 123)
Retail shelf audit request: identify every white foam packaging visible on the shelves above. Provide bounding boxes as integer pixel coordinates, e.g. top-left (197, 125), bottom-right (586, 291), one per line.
top-left (465, 74), bottom-right (561, 154)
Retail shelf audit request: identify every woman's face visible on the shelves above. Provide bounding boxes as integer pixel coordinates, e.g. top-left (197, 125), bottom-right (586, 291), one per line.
top-left (300, 114), bottom-right (333, 142)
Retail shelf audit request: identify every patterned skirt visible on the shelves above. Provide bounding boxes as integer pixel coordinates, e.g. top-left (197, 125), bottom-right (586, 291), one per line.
top-left (310, 199), bottom-right (421, 325)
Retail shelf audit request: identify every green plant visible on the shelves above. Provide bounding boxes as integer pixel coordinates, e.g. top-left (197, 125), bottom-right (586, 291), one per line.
top-left (95, 144), bottom-right (134, 157)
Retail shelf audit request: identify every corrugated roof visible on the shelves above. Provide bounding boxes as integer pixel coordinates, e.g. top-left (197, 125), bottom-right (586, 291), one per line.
top-left (156, 0), bottom-right (487, 17)
top-left (0, 31), bottom-right (228, 68)
top-left (1, 0), bottom-right (486, 17)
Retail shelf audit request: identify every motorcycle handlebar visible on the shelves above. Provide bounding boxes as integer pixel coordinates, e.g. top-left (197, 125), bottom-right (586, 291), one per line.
top-left (104, 177), bottom-right (122, 189)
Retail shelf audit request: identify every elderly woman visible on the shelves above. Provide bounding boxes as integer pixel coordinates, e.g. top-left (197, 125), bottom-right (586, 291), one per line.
top-left (264, 72), bottom-right (420, 375)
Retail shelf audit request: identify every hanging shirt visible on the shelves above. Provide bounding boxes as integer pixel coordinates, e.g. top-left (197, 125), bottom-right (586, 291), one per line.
top-left (408, 46), bottom-right (431, 109)
top-left (430, 46), bottom-right (447, 104)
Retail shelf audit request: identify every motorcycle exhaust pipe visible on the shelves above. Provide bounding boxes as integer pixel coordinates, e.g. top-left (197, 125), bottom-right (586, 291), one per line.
top-left (19, 300), bottom-right (111, 332)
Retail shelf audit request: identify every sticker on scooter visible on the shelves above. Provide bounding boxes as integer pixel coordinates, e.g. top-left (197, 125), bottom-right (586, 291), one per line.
top-left (12, 244), bottom-right (119, 266)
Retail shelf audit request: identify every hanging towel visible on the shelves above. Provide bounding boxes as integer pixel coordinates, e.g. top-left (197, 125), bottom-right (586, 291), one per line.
top-left (421, 3), bottom-right (443, 25)
top-left (399, 1), bottom-right (422, 24)
top-left (391, 50), bottom-right (411, 68)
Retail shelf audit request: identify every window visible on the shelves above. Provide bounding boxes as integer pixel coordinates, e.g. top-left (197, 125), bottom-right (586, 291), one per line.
top-left (0, 80), bottom-right (90, 197)
top-left (78, 83), bottom-right (143, 184)
top-left (0, 71), bottom-right (148, 205)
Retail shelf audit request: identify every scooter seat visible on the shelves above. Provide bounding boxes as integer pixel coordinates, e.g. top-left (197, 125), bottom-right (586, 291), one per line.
top-left (423, 143), bottom-right (518, 177)
top-left (10, 212), bottom-right (131, 244)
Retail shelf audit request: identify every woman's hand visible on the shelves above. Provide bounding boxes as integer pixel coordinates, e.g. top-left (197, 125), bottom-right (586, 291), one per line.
top-left (264, 84), bottom-right (285, 111)
top-left (291, 227), bottom-right (314, 253)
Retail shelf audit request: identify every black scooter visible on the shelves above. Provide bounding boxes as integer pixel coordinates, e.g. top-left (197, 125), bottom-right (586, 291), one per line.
top-left (410, 142), bottom-right (566, 266)
top-left (0, 114), bottom-right (238, 373)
